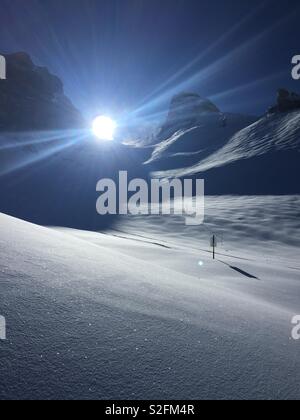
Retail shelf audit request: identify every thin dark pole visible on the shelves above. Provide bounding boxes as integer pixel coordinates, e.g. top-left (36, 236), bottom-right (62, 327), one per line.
top-left (213, 235), bottom-right (215, 260)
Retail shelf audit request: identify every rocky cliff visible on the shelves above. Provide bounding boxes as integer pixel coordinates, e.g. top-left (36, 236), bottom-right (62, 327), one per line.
top-left (0, 52), bottom-right (84, 131)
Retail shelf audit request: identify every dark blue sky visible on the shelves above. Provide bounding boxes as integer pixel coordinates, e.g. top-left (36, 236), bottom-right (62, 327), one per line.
top-left (1, 0), bottom-right (300, 123)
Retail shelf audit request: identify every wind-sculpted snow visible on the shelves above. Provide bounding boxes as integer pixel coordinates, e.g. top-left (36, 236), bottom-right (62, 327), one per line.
top-left (154, 111), bottom-right (300, 178)
top-left (146, 113), bottom-right (257, 171)
top-left (0, 204), bottom-right (299, 400)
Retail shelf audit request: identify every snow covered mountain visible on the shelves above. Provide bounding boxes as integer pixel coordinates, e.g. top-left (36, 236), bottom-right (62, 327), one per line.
top-left (144, 92), bottom-right (257, 171)
top-left (148, 91), bottom-right (300, 195)
top-left (1, 51), bottom-right (300, 231)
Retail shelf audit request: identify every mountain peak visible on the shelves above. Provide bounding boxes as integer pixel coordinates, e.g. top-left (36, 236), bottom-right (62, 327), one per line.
top-left (169, 92), bottom-right (220, 115)
top-left (157, 92), bottom-right (220, 141)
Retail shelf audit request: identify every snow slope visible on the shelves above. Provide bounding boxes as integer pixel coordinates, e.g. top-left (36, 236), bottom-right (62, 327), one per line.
top-left (0, 198), bottom-right (299, 400)
top-left (158, 111), bottom-right (300, 177)
top-left (146, 113), bottom-right (256, 171)
top-left (151, 111), bottom-right (300, 195)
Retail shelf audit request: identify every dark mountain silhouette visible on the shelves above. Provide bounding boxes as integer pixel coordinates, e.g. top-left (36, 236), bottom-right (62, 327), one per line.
top-left (268, 89), bottom-right (300, 114)
top-left (0, 52), bottom-right (84, 131)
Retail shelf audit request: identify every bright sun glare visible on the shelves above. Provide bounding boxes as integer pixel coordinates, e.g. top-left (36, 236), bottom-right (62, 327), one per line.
top-left (92, 116), bottom-right (116, 141)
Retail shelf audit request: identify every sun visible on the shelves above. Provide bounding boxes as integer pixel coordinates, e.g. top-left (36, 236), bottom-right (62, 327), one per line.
top-left (92, 115), bottom-right (116, 141)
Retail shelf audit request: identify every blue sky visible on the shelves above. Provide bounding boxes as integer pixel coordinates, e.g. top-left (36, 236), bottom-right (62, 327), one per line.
top-left (1, 0), bottom-right (300, 123)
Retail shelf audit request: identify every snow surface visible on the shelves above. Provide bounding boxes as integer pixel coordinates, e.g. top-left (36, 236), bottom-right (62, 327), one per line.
top-left (0, 195), bottom-right (299, 400)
